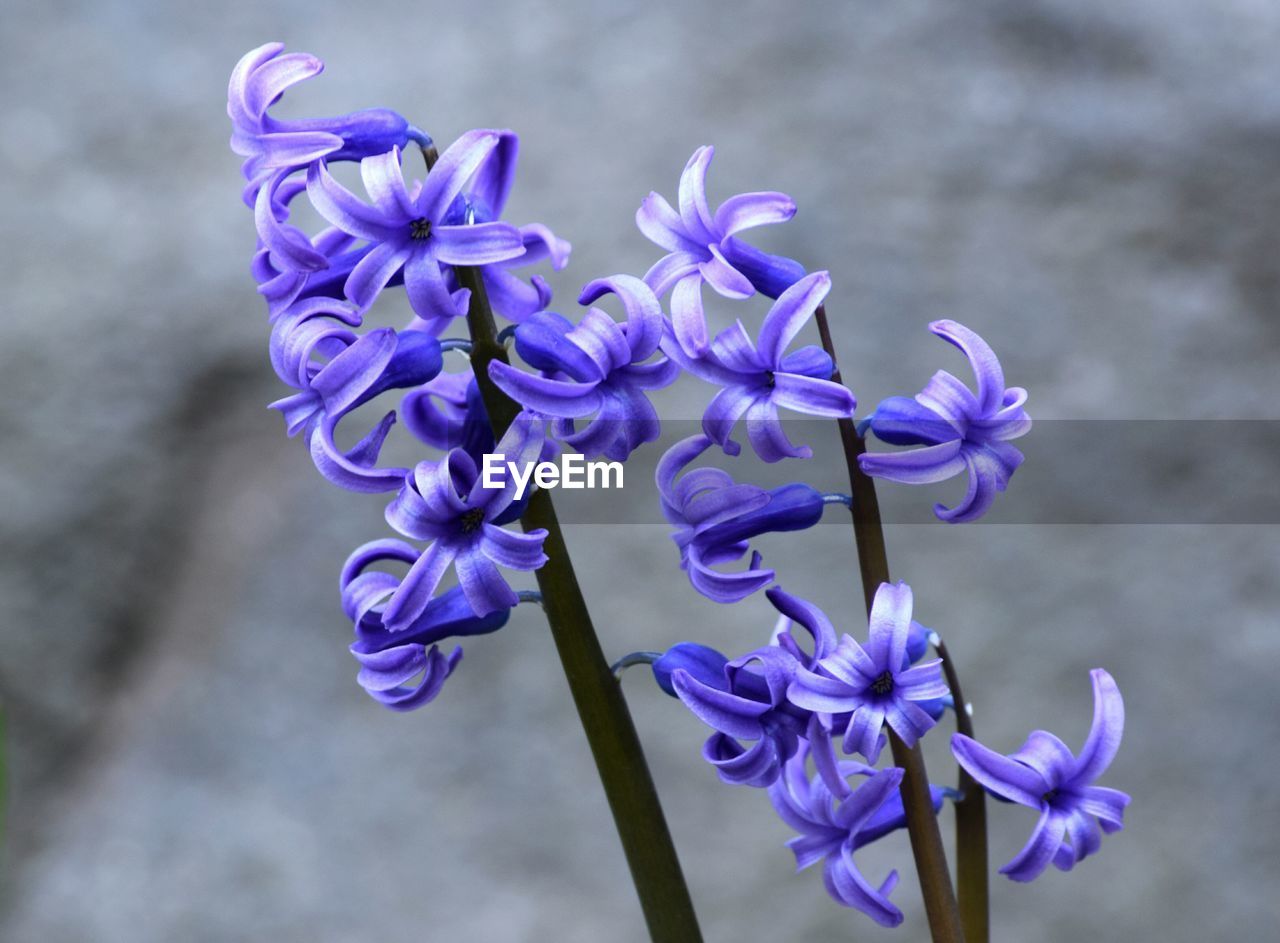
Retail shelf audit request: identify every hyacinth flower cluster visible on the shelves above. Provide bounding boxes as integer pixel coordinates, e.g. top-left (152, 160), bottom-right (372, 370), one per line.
top-left (228, 44), bottom-right (1129, 943)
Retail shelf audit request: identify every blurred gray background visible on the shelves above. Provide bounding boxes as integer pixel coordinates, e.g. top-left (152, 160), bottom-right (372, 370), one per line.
top-left (2, 0), bottom-right (1278, 940)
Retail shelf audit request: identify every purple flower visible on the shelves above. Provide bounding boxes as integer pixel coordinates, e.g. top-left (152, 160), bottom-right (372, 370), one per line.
top-left (768, 748), bottom-right (909, 927)
top-left (401, 368), bottom-right (495, 460)
top-left (671, 645), bottom-right (811, 788)
top-left (859, 320), bottom-right (1031, 523)
top-left (637, 145), bottom-right (806, 355)
top-left (342, 539), bottom-right (511, 711)
top-left (306, 131), bottom-right (528, 320)
top-left (662, 272), bottom-right (856, 462)
top-left (228, 43), bottom-right (426, 204)
top-left (268, 300), bottom-right (444, 492)
top-left (651, 643), bottom-right (730, 697)
top-left (488, 275), bottom-right (679, 460)
top-left (787, 581), bottom-right (949, 763)
top-left (951, 669), bottom-right (1129, 882)
top-left (381, 414), bottom-right (548, 625)
top-left (657, 435), bottom-right (826, 603)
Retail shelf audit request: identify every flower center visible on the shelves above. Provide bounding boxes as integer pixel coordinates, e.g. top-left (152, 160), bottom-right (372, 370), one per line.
top-left (409, 217), bottom-right (432, 240)
top-left (459, 508), bottom-right (486, 533)
top-left (764, 370), bottom-right (776, 389)
top-left (871, 671), bottom-right (894, 695)
top-left (1042, 788), bottom-right (1058, 805)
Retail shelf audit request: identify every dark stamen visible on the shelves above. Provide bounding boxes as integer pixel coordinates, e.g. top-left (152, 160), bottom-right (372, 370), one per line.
top-left (871, 670), bottom-right (894, 695)
top-left (1042, 789), bottom-right (1058, 805)
top-left (459, 508), bottom-right (486, 533)
top-left (409, 218), bottom-right (432, 240)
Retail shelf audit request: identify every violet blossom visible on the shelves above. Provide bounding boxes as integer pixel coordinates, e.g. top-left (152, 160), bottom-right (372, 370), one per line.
top-left (342, 539), bottom-right (511, 711)
top-left (787, 581), bottom-right (949, 763)
top-left (662, 272), bottom-right (856, 462)
top-left (306, 132), bottom-right (527, 320)
top-left (859, 319), bottom-right (1031, 523)
top-left (657, 435), bottom-right (826, 603)
top-left (951, 669), bottom-right (1129, 882)
top-left (268, 300), bottom-right (444, 492)
top-left (381, 414), bottom-right (548, 625)
top-left (670, 645), bottom-right (812, 788)
top-left (770, 744), bottom-right (936, 927)
top-left (488, 275), bottom-right (679, 461)
top-left (637, 145), bottom-right (806, 354)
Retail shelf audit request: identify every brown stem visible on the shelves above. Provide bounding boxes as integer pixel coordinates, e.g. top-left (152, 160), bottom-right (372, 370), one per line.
top-left (814, 303), bottom-right (966, 943)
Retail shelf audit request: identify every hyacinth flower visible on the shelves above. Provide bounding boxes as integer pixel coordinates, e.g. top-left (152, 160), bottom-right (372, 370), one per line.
top-left (402, 369), bottom-right (496, 460)
top-left (342, 539), bottom-right (513, 711)
top-left (662, 272), bottom-right (856, 462)
top-left (381, 414), bottom-right (548, 624)
top-left (787, 581), bottom-right (949, 764)
top-left (229, 43), bottom-right (428, 273)
top-left (670, 644), bottom-right (815, 788)
top-left (769, 743), bottom-right (947, 927)
top-left (952, 669), bottom-right (1129, 882)
top-left (487, 275), bottom-right (679, 460)
top-left (637, 145), bottom-right (806, 354)
top-left (268, 301), bottom-right (444, 492)
top-left (307, 133), bottom-right (527, 320)
top-left (859, 319), bottom-right (1031, 523)
top-left (229, 43), bottom-right (427, 200)
top-left (656, 435), bottom-right (827, 603)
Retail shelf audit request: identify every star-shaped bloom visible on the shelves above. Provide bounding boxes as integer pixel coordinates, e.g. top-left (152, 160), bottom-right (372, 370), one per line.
top-left (951, 669), bottom-right (1129, 883)
top-left (859, 320), bottom-right (1031, 523)
top-left (268, 300), bottom-right (444, 492)
top-left (488, 275), bottom-right (679, 461)
top-left (787, 581), bottom-right (949, 763)
top-left (342, 539), bottom-right (512, 711)
top-left (307, 131), bottom-right (528, 320)
top-left (381, 414), bottom-right (548, 624)
top-left (637, 145), bottom-right (806, 355)
top-left (671, 645), bottom-right (812, 788)
top-left (768, 747), bottom-right (910, 927)
top-left (662, 271), bottom-right (856, 462)
top-left (657, 435), bottom-right (826, 602)
top-left (228, 43), bottom-right (426, 206)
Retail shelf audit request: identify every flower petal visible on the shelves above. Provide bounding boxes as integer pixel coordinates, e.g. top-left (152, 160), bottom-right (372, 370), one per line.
top-left (1070, 668), bottom-right (1125, 786)
top-left (757, 271), bottom-right (831, 367)
top-left (636, 192), bottom-right (701, 254)
top-left (417, 129), bottom-right (503, 223)
top-left (307, 159), bottom-right (401, 243)
top-left (771, 372), bottom-right (856, 419)
top-left (382, 541), bottom-right (457, 632)
top-left (858, 440), bottom-right (966, 485)
top-left (699, 244), bottom-right (755, 299)
top-left (433, 221), bottom-right (526, 265)
top-left (360, 148), bottom-right (415, 220)
top-left (677, 145), bottom-right (717, 242)
top-left (1000, 808), bottom-right (1066, 883)
top-left (714, 191), bottom-right (797, 236)
top-left (951, 733), bottom-right (1048, 807)
top-left (454, 544), bottom-right (519, 616)
top-left (930, 320), bottom-right (1005, 415)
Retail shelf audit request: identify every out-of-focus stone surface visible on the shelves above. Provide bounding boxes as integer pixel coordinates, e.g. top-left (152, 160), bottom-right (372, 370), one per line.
top-left (2, 0), bottom-right (1278, 940)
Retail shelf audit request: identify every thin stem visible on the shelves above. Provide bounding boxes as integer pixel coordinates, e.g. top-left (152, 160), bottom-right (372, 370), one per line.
top-left (814, 303), bottom-right (966, 943)
top-left (454, 262), bottom-right (704, 943)
top-left (933, 634), bottom-right (989, 943)
top-left (821, 492), bottom-right (854, 507)
top-left (611, 651), bottom-right (664, 679)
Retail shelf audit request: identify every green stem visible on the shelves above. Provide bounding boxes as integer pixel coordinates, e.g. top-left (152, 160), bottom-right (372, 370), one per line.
top-left (814, 303), bottom-right (966, 943)
top-left (454, 262), bottom-right (704, 943)
top-left (934, 637), bottom-right (989, 943)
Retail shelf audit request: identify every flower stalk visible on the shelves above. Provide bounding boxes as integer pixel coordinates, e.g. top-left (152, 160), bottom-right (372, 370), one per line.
top-left (455, 259), bottom-right (704, 943)
top-left (934, 635), bottom-right (989, 943)
top-left (814, 302), bottom-right (967, 943)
